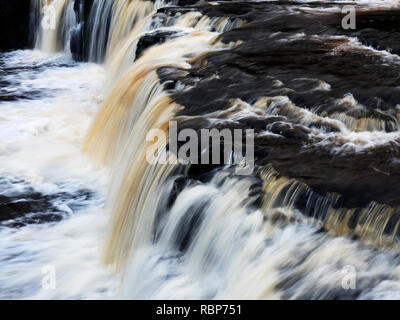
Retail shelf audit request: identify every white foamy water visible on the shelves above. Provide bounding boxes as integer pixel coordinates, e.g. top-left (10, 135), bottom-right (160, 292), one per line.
top-left (119, 172), bottom-right (400, 300)
top-left (3, 0), bottom-right (400, 301)
top-left (1, 48), bottom-right (400, 301)
top-left (0, 50), bottom-right (119, 299)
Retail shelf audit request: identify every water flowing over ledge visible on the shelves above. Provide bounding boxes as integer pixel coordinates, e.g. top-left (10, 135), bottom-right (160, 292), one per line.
top-left (1, 0), bottom-right (400, 299)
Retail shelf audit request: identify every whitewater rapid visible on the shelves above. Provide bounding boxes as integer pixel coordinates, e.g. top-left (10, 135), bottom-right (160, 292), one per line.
top-left (2, 49), bottom-right (400, 301)
top-left (0, 50), bottom-right (118, 299)
top-left (2, 0), bottom-right (400, 300)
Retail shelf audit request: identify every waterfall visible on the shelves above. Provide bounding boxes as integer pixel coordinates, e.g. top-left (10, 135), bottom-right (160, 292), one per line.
top-left (24, 0), bottom-right (400, 300)
top-left (86, 0), bottom-right (156, 63)
top-left (34, 0), bottom-right (400, 261)
top-left (84, 31), bottom-right (221, 270)
top-left (33, 0), bottom-right (77, 54)
top-left (33, 0), bottom-right (244, 76)
top-left (120, 172), bottom-right (283, 299)
top-left (30, 0), bottom-right (243, 272)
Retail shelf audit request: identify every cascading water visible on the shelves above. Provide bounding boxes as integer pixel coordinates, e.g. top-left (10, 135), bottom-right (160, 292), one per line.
top-left (2, 0), bottom-right (400, 300)
top-left (33, 0), bottom-right (77, 54)
top-left (86, 0), bottom-right (157, 63)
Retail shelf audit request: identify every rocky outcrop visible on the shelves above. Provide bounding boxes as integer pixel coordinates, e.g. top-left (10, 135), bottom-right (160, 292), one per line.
top-left (135, 30), bottom-right (180, 60)
top-left (156, 2), bottom-right (400, 209)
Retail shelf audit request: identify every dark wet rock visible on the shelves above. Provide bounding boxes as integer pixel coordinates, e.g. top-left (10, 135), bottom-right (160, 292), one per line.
top-left (162, 0), bottom-right (199, 5)
top-left (0, 0), bottom-right (32, 50)
top-left (0, 177), bottom-right (93, 228)
top-left (353, 9), bottom-right (400, 55)
top-left (202, 1), bottom-right (400, 55)
top-left (153, 4), bottom-right (400, 209)
top-left (136, 30), bottom-right (181, 60)
top-left (175, 0), bottom-right (199, 6)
